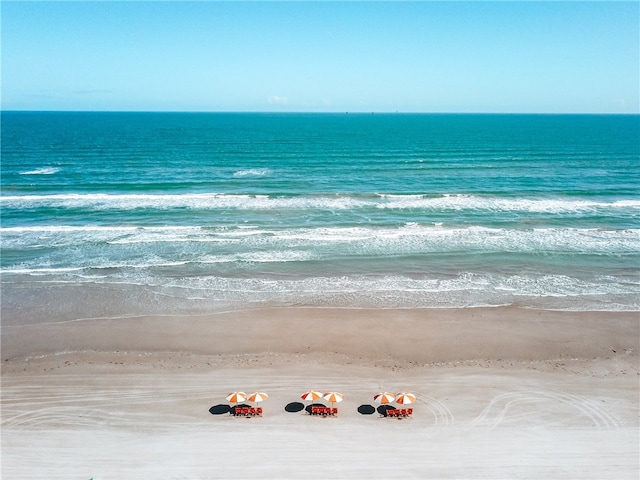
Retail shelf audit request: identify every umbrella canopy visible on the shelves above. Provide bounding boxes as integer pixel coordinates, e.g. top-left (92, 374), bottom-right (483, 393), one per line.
top-left (247, 392), bottom-right (269, 403)
top-left (395, 392), bottom-right (416, 405)
top-left (301, 390), bottom-right (323, 402)
top-left (373, 392), bottom-right (396, 404)
top-left (226, 391), bottom-right (247, 404)
top-left (323, 392), bottom-right (344, 404)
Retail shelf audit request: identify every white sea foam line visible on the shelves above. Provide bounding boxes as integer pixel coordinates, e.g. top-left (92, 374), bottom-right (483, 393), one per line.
top-left (5, 273), bottom-right (637, 311)
top-left (3, 225), bottom-right (638, 235)
top-left (18, 167), bottom-right (60, 175)
top-left (233, 168), bottom-right (272, 177)
top-left (2, 193), bottom-right (638, 212)
top-left (2, 226), bottom-right (639, 254)
top-left (107, 238), bottom-right (238, 245)
top-left (150, 273), bottom-right (640, 295)
top-left (1, 261), bottom-right (190, 275)
top-left (0, 225), bottom-right (202, 233)
top-left (376, 196), bottom-right (640, 212)
top-left (1, 267), bottom-right (86, 274)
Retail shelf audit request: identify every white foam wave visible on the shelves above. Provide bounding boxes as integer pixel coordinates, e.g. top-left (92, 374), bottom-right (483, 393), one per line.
top-left (2, 260), bottom-right (191, 275)
top-left (3, 267), bottom-right (85, 275)
top-left (5, 268), bottom-right (636, 296)
top-left (6, 269), bottom-right (635, 310)
top-left (376, 194), bottom-right (640, 213)
top-left (19, 167), bottom-right (60, 175)
top-left (0, 193), bottom-right (366, 211)
top-left (233, 168), bottom-right (272, 177)
top-left (2, 193), bottom-right (637, 213)
top-left (2, 225), bottom-right (638, 254)
top-left (214, 251), bottom-right (314, 263)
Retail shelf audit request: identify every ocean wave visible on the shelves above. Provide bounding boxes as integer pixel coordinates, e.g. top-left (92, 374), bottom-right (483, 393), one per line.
top-left (233, 168), bottom-right (272, 177)
top-left (376, 194), bottom-right (640, 213)
top-left (166, 273), bottom-right (640, 298)
top-left (1, 193), bottom-right (638, 213)
top-left (2, 269), bottom-right (637, 310)
top-left (2, 224), bottom-right (638, 254)
top-left (18, 167), bottom-right (60, 175)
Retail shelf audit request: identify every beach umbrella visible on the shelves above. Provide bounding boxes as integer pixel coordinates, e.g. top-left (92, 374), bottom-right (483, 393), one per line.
top-left (395, 392), bottom-right (416, 405)
top-left (373, 392), bottom-right (396, 404)
top-left (247, 392), bottom-right (269, 403)
top-left (226, 391), bottom-right (247, 404)
top-left (323, 391), bottom-right (344, 407)
top-left (301, 390), bottom-right (323, 402)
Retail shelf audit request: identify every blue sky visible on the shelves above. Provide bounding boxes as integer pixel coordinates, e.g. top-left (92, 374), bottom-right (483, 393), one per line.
top-left (2, 1), bottom-right (638, 113)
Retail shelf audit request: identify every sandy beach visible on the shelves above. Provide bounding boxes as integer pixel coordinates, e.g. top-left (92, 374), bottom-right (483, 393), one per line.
top-left (1, 307), bottom-right (638, 479)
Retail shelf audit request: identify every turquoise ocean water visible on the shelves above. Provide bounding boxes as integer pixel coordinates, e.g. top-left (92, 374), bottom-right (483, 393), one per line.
top-left (1, 112), bottom-right (638, 323)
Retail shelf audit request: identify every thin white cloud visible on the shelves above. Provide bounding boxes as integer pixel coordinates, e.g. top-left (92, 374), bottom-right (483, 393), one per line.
top-left (267, 95), bottom-right (288, 105)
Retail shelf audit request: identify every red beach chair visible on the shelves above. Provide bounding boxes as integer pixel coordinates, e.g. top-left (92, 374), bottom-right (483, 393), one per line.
top-left (407, 408), bottom-right (413, 416)
top-left (257, 407), bottom-right (263, 416)
top-left (332, 408), bottom-right (338, 416)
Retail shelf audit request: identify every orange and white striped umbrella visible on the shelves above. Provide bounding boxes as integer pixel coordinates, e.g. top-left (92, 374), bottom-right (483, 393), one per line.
top-left (301, 390), bottom-right (323, 402)
top-left (373, 392), bottom-right (396, 404)
top-left (323, 392), bottom-right (344, 405)
top-left (226, 391), bottom-right (247, 404)
top-left (247, 392), bottom-right (269, 403)
top-left (395, 392), bottom-right (416, 405)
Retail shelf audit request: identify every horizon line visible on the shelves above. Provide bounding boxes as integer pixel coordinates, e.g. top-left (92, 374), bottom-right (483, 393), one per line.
top-left (2, 110), bottom-right (638, 116)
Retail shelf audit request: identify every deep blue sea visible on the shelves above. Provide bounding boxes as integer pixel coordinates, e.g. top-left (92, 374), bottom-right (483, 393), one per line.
top-left (1, 112), bottom-right (639, 323)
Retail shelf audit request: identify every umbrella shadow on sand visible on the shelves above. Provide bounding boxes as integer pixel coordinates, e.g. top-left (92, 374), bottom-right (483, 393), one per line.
top-left (210, 403), bottom-right (254, 415)
top-left (230, 403), bottom-right (252, 415)
top-left (284, 402), bottom-right (305, 413)
top-left (305, 402), bottom-right (327, 414)
top-left (357, 404), bottom-right (376, 415)
top-left (377, 405), bottom-right (395, 416)
top-left (209, 404), bottom-right (231, 415)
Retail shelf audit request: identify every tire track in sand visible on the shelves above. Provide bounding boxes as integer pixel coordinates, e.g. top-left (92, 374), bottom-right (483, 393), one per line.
top-left (1, 375), bottom-right (217, 429)
top-left (413, 392), bottom-right (455, 426)
top-left (467, 389), bottom-right (624, 429)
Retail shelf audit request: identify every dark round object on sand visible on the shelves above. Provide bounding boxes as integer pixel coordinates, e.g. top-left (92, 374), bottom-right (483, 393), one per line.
top-left (305, 403), bottom-right (326, 414)
top-left (357, 404), bottom-right (376, 415)
top-left (377, 405), bottom-right (394, 416)
top-left (285, 402), bottom-right (305, 413)
top-left (209, 404), bottom-right (230, 415)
